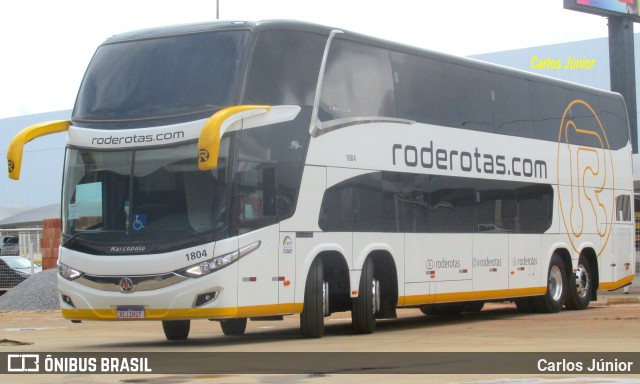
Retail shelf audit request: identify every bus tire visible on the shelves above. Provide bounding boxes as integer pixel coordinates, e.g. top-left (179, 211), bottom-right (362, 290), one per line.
top-left (515, 298), bottom-right (536, 313)
top-left (533, 254), bottom-right (566, 313)
top-left (162, 320), bottom-right (190, 341)
top-left (439, 304), bottom-right (464, 315)
top-left (220, 318), bottom-right (247, 336)
top-left (300, 258), bottom-right (326, 338)
top-left (565, 256), bottom-right (593, 310)
top-left (352, 258), bottom-right (379, 334)
top-left (464, 301), bottom-right (485, 313)
top-left (420, 305), bottom-right (439, 316)
top-left (420, 303), bottom-right (465, 316)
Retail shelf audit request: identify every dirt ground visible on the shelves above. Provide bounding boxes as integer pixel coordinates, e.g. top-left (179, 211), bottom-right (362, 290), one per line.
top-left (0, 293), bottom-right (639, 383)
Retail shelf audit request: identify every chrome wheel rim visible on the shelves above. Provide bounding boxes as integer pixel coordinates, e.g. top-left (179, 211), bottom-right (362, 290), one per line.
top-left (322, 281), bottom-right (330, 316)
top-left (575, 264), bottom-right (590, 299)
top-left (372, 279), bottom-right (380, 314)
top-left (549, 265), bottom-right (563, 302)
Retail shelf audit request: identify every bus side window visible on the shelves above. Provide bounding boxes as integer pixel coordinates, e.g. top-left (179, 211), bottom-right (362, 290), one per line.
top-left (244, 30), bottom-right (325, 106)
top-left (490, 74), bottom-right (533, 138)
top-left (235, 167), bottom-right (276, 233)
top-left (615, 194), bottom-right (632, 222)
top-left (320, 38), bottom-right (395, 121)
top-left (599, 95), bottom-right (629, 150)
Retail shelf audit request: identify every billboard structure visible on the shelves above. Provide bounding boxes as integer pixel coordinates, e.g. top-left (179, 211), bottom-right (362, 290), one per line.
top-left (564, 0), bottom-right (640, 21)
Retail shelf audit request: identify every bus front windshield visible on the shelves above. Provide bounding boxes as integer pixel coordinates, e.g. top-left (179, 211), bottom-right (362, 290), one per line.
top-left (62, 139), bottom-right (230, 255)
top-left (73, 30), bottom-right (249, 126)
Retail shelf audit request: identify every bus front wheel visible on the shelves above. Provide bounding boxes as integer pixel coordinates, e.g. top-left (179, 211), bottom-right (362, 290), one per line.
top-left (220, 318), bottom-right (247, 336)
top-left (162, 320), bottom-right (190, 341)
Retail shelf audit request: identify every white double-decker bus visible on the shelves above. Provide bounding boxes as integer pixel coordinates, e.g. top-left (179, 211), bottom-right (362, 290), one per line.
top-left (7, 21), bottom-right (635, 340)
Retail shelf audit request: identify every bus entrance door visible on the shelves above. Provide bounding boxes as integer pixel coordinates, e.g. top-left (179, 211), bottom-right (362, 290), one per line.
top-left (237, 226), bottom-right (279, 317)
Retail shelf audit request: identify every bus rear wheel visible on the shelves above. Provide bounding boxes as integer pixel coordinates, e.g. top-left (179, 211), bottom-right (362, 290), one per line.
top-left (533, 254), bottom-right (566, 313)
top-left (162, 320), bottom-right (190, 341)
top-left (352, 258), bottom-right (380, 334)
top-left (565, 257), bottom-right (593, 310)
top-left (515, 297), bottom-right (536, 313)
top-left (300, 258), bottom-right (327, 338)
top-left (420, 303), bottom-right (464, 316)
top-left (220, 318), bottom-right (247, 336)
top-left (463, 301), bottom-right (485, 313)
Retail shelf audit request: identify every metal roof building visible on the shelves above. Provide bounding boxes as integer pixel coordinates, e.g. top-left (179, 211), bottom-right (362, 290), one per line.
top-left (0, 110), bottom-right (69, 225)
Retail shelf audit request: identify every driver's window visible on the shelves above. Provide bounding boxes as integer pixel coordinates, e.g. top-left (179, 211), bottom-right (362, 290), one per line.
top-left (236, 166), bottom-right (276, 233)
top-left (69, 182), bottom-right (104, 230)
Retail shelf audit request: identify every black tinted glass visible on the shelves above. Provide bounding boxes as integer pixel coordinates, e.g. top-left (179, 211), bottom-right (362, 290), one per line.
top-left (320, 39), bottom-right (395, 121)
top-left (244, 31), bottom-right (325, 106)
top-left (74, 31), bottom-right (249, 126)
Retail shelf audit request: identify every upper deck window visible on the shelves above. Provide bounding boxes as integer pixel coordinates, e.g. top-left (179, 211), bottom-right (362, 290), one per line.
top-left (319, 38), bottom-right (396, 121)
top-left (73, 30), bottom-right (249, 127)
top-left (244, 30), bottom-right (325, 106)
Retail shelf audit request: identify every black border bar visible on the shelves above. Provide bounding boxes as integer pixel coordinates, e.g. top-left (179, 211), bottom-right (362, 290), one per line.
top-left (2, 352), bottom-right (639, 375)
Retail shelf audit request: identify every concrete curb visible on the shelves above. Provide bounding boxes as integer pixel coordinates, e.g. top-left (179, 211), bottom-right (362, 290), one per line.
top-left (606, 296), bottom-right (640, 304)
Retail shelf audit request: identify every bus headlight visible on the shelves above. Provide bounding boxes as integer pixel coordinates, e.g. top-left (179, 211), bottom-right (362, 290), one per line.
top-left (58, 263), bottom-right (83, 281)
top-left (179, 241), bottom-right (261, 278)
top-left (183, 252), bottom-right (237, 277)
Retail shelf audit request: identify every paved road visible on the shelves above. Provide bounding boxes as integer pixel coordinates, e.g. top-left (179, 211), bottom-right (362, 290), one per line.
top-left (1, 297), bottom-right (639, 383)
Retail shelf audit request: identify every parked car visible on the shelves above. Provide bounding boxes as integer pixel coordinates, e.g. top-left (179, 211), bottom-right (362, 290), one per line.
top-left (0, 255), bottom-right (41, 290)
top-left (0, 236), bottom-right (19, 256)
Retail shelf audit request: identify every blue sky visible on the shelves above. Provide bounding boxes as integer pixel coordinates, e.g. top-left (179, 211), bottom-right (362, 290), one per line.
top-left (0, 0), bottom-right (620, 119)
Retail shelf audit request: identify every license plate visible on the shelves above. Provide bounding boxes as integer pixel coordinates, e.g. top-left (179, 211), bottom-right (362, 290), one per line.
top-left (116, 306), bottom-right (145, 319)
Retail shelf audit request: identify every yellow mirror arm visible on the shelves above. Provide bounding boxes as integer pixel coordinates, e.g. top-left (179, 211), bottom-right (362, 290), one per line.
top-left (7, 120), bottom-right (70, 180)
top-left (198, 105), bottom-right (270, 171)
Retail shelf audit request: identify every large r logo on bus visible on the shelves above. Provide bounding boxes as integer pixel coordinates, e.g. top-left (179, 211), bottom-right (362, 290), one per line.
top-left (557, 99), bottom-right (614, 256)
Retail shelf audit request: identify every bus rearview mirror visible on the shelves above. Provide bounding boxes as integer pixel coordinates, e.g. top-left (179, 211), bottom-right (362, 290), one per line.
top-left (7, 120), bottom-right (70, 180)
top-left (198, 105), bottom-right (270, 171)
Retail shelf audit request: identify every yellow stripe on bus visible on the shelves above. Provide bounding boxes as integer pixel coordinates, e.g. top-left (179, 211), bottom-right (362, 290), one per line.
top-left (399, 287), bottom-right (546, 307)
top-left (61, 303), bottom-right (304, 321)
top-left (599, 275), bottom-right (635, 291)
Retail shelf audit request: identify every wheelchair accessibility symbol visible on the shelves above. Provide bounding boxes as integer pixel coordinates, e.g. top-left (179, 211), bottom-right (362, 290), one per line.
top-left (132, 214), bottom-right (146, 231)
